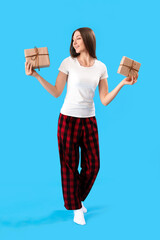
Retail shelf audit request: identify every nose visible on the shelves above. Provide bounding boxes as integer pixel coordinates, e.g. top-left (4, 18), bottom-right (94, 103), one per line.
top-left (73, 41), bottom-right (77, 47)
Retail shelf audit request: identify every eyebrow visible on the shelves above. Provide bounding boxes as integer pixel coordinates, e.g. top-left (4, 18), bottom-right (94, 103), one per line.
top-left (73, 35), bottom-right (81, 40)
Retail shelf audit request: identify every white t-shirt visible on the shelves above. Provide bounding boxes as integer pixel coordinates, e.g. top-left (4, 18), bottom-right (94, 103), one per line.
top-left (58, 56), bottom-right (108, 118)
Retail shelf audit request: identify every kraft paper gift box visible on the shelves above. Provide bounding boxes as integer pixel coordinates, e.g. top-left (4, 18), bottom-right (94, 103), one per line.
top-left (117, 56), bottom-right (141, 77)
top-left (24, 46), bottom-right (50, 71)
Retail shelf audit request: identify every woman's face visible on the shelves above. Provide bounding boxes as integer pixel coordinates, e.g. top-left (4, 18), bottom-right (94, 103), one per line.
top-left (72, 31), bottom-right (86, 53)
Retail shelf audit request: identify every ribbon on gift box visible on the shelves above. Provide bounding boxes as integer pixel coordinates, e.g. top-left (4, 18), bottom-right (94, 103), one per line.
top-left (120, 60), bottom-right (139, 76)
top-left (25, 46), bottom-right (49, 71)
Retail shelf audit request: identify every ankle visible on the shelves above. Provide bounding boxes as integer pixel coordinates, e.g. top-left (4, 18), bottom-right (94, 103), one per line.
top-left (73, 207), bottom-right (86, 225)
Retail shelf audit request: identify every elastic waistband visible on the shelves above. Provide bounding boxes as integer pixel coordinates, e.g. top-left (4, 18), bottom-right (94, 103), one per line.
top-left (59, 112), bottom-right (95, 120)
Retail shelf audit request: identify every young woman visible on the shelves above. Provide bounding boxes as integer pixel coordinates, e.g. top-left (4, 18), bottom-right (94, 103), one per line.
top-left (25, 27), bottom-right (138, 226)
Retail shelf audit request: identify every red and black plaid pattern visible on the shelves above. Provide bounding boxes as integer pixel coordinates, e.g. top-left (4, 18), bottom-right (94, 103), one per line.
top-left (57, 113), bottom-right (100, 210)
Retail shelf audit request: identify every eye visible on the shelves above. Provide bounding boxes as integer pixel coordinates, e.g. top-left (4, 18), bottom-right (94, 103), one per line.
top-left (73, 38), bottom-right (81, 42)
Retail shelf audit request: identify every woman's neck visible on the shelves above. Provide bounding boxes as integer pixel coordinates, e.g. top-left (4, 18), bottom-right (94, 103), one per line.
top-left (77, 53), bottom-right (95, 67)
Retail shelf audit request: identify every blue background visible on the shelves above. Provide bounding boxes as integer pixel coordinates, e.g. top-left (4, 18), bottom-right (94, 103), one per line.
top-left (0, 0), bottom-right (160, 239)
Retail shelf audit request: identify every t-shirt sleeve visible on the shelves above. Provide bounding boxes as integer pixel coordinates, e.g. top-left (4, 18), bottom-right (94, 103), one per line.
top-left (100, 63), bottom-right (109, 80)
top-left (58, 58), bottom-right (69, 75)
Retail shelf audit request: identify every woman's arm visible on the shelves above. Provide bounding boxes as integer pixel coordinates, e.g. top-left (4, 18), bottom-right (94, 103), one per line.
top-left (25, 62), bottom-right (59, 98)
top-left (99, 73), bottom-right (138, 106)
top-left (25, 62), bottom-right (67, 98)
top-left (103, 81), bottom-right (125, 106)
top-left (33, 71), bottom-right (59, 98)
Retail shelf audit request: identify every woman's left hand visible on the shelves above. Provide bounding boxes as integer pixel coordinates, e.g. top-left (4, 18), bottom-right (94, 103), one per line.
top-left (122, 72), bottom-right (139, 85)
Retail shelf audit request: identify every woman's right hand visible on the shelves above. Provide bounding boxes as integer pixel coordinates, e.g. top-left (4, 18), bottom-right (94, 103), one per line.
top-left (122, 72), bottom-right (138, 85)
top-left (25, 62), bottom-right (37, 77)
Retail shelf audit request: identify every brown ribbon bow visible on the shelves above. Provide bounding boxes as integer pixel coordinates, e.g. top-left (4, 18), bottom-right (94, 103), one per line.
top-left (25, 46), bottom-right (49, 71)
top-left (120, 60), bottom-right (138, 77)
top-left (31, 46), bottom-right (40, 71)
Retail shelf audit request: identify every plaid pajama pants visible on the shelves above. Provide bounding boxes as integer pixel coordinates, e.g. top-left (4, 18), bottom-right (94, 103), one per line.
top-left (57, 113), bottom-right (100, 210)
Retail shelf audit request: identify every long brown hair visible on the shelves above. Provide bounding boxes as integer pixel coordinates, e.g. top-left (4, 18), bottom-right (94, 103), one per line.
top-left (70, 27), bottom-right (97, 59)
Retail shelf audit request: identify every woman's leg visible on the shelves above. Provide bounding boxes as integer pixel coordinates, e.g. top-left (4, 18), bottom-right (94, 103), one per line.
top-left (57, 113), bottom-right (82, 210)
top-left (79, 116), bottom-right (100, 202)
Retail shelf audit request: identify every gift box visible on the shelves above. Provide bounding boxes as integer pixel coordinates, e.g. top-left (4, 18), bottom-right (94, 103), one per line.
top-left (24, 46), bottom-right (50, 71)
top-left (117, 56), bottom-right (141, 77)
